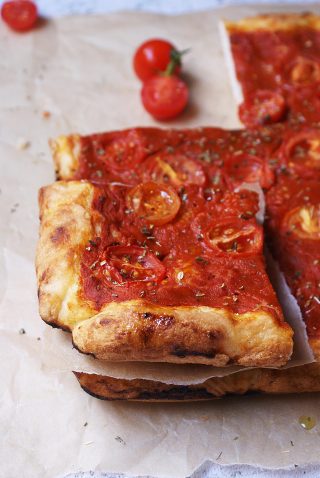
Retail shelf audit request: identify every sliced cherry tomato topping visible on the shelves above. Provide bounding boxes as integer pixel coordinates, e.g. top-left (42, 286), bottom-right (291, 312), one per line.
top-left (100, 246), bottom-right (166, 284)
top-left (282, 205), bottom-right (320, 240)
top-left (126, 181), bottom-right (181, 226)
top-left (239, 90), bottom-right (286, 128)
top-left (1, 0), bottom-right (37, 32)
top-left (92, 129), bottom-right (147, 172)
top-left (141, 75), bottom-right (189, 120)
top-left (287, 85), bottom-right (320, 123)
top-left (284, 131), bottom-right (320, 171)
top-left (224, 153), bottom-right (274, 189)
top-left (289, 57), bottom-right (320, 86)
top-left (204, 217), bottom-right (262, 256)
top-left (144, 154), bottom-right (206, 187)
top-left (133, 39), bottom-right (181, 81)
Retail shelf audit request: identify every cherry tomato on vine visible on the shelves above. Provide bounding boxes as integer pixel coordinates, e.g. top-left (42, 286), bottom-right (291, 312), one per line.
top-left (1, 0), bottom-right (38, 32)
top-left (141, 75), bottom-right (189, 120)
top-left (133, 39), bottom-right (181, 81)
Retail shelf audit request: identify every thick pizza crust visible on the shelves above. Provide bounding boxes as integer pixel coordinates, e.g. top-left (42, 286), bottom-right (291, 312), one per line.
top-left (224, 13), bottom-right (320, 33)
top-left (73, 300), bottom-right (292, 367)
top-left (36, 180), bottom-right (293, 367)
top-left (74, 362), bottom-right (320, 401)
top-left (36, 181), bottom-right (97, 330)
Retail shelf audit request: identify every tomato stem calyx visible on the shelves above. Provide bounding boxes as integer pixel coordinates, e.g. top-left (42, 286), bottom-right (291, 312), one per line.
top-left (164, 48), bottom-right (190, 76)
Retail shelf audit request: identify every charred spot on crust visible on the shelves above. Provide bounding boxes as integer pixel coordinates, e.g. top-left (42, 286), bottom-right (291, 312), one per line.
top-left (78, 385), bottom-right (118, 401)
top-left (77, 381), bottom-right (215, 401)
top-left (50, 226), bottom-right (69, 244)
top-left (207, 330), bottom-right (224, 341)
top-left (140, 312), bottom-right (175, 328)
top-left (138, 312), bottom-right (175, 345)
top-left (44, 318), bottom-right (71, 333)
top-left (171, 346), bottom-right (216, 359)
top-left (138, 386), bottom-right (214, 400)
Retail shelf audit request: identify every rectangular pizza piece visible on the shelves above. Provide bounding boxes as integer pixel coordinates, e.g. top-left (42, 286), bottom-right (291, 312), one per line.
top-left (36, 178), bottom-right (293, 368)
top-left (74, 362), bottom-right (320, 401)
top-left (222, 13), bottom-right (320, 127)
top-left (266, 175), bottom-right (320, 360)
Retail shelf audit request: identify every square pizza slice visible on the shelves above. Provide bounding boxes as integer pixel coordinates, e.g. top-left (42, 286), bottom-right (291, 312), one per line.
top-left (221, 12), bottom-right (320, 127)
top-left (36, 177), bottom-right (293, 368)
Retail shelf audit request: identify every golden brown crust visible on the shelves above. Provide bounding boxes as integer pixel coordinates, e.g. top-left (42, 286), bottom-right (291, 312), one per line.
top-left (50, 135), bottom-right (80, 180)
top-left (74, 362), bottom-right (320, 401)
top-left (309, 339), bottom-right (320, 362)
top-left (36, 180), bottom-right (293, 367)
top-left (36, 181), bottom-right (97, 330)
top-left (225, 13), bottom-right (320, 33)
top-left (72, 300), bottom-right (293, 367)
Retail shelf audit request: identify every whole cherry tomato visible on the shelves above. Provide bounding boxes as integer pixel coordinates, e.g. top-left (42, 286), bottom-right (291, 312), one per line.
top-left (1, 0), bottom-right (38, 32)
top-left (141, 75), bottom-right (189, 120)
top-left (133, 39), bottom-right (181, 81)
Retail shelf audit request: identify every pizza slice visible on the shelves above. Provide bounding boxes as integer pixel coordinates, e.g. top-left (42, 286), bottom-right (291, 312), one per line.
top-left (222, 12), bottom-right (320, 127)
top-left (266, 175), bottom-right (320, 359)
top-left (36, 176), bottom-right (293, 367)
top-left (74, 362), bottom-right (320, 401)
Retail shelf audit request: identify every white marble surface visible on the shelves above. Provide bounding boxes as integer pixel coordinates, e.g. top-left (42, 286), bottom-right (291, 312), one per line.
top-left (2, 0), bottom-right (315, 17)
top-left (3, 1), bottom-right (316, 477)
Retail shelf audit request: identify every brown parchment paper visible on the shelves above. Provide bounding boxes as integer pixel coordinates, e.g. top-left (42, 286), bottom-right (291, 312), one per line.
top-left (1, 5), bottom-right (320, 478)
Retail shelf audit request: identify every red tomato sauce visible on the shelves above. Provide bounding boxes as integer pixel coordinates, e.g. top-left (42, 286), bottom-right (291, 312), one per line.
top-left (73, 126), bottom-right (283, 188)
top-left (230, 28), bottom-right (320, 125)
top-left (80, 184), bottom-right (282, 318)
top-left (75, 127), bottom-right (285, 318)
top-left (266, 175), bottom-right (320, 339)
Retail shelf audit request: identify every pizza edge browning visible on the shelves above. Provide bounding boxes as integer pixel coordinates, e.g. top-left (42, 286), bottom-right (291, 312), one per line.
top-left (72, 299), bottom-right (293, 367)
top-left (36, 180), bottom-right (97, 330)
top-left (36, 180), bottom-right (293, 367)
top-left (224, 12), bottom-right (320, 33)
top-left (50, 135), bottom-right (80, 180)
top-left (74, 362), bottom-right (320, 401)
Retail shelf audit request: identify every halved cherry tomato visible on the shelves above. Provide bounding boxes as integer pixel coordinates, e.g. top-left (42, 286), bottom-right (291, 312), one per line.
top-left (289, 57), bottom-right (320, 86)
top-left (224, 153), bottom-right (274, 189)
top-left (126, 181), bottom-right (181, 226)
top-left (239, 90), bottom-right (286, 128)
top-left (133, 39), bottom-right (181, 81)
top-left (143, 154), bottom-right (206, 187)
top-left (1, 0), bottom-right (37, 32)
top-left (101, 246), bottom-right (166, 284)
top-left (282, 205), bottom-right (320, 240)
top-left (204, 217), bottom-right (262, 256)
top-left (93, 129), bottom-right (147, 172)
top-left (283, 130), bottom-right (320, 173)
top-left (141, 75), bottom-right (189, 120)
